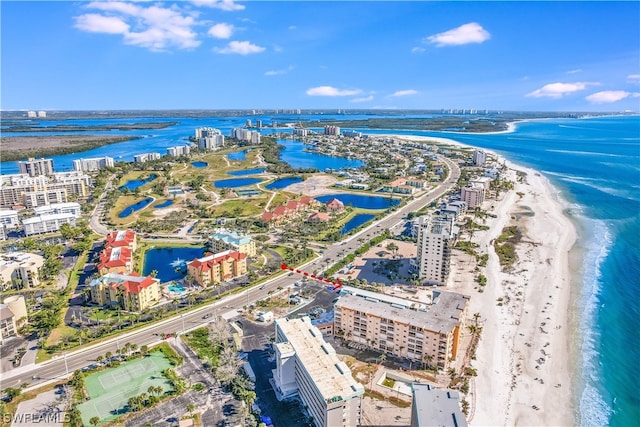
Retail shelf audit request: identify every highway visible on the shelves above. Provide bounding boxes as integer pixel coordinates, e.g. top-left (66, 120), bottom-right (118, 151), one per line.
top-left (1, 156), bottom-right (460, 391)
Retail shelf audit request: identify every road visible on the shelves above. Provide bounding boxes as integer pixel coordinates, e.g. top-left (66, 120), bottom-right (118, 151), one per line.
top-left (1, 156), bottom-right (460, 392)
top-left (88, 174), bottom-right (115, 235)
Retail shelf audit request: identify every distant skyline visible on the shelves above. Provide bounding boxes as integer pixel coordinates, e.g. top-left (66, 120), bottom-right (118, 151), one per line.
top-left (2, 1), bottom-right (639, 112)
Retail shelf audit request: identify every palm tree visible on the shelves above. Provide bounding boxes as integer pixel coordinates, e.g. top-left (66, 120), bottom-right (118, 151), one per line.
top-left (89, 416), bottom-right (100, 426)
top-left (473, 312), bottom-right (481, 328)
top-left (423, 354), bottom-right (433, 370)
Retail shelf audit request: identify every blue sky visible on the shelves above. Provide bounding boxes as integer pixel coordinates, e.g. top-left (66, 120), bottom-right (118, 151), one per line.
top-left (2, 1), bottom-right (639, 112)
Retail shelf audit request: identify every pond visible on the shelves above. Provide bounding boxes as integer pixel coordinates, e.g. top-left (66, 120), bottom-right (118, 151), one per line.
top-left (315, 193), bottom-right (400, 209)
top-left (227, 150), bottom-right (247, 161)
top-left (143, 246), bottom-right (206, 283)
top-left (340, 214), bottom-right (376, 235)
top-left (191, 161), bottom-right (208, 168)
top-left (227, 168), bottom-right (266, 176)
top-left (119, 174), bottom-right (157, 191)
top-left (154, 200), bottom-right (174, 209)
top-left (265, 176), bottom-right (303, 190)
top-left (213, 178), bottom-right (262, 188)
top-left (118, 197), bottom-right (154, 218)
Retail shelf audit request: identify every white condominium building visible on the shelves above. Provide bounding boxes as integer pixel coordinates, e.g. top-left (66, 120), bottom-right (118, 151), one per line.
top-left (197, 128), bottom-right (225, 150)
top-left (22, 213), bottom-right (76, 236)
top-left (0, 172), bottom-right (91, 208)
top-left (273, 317), bottom-right (364, 427)
top-left (231, 128), bottom-right (261, 144)
top-left (416, 215), bottom-right (457, 285)
top-left (72, 156), bottom-right (115, 172)
top-left (18, 158), bottom-right (54, 177)
top-left (0, 252), bottom-right (45, 289)
top-left (461, 184), bottom-right (485, 208)
top-left (166, 145), bottom-right (191, 157)
top-left (0, 210), bottom-right (20, 229)
top-left (324, 126), bottom-right (340, 136)
top-left (133, 153), bottom-right (161, 163)
top-left (472, 149), bottom-right (487, 166)
top-left (334, 287), bottom-right (469, 370)
top-left (33, 202), bottom-right (82, 218)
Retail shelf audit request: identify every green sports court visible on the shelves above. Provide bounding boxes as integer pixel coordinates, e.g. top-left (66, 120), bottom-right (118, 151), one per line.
top-left (77, 352), bottom-right (173, 425)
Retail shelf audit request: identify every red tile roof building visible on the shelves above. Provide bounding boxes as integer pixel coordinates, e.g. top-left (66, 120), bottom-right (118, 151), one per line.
top-left (260, 197), bottom-right (320, 224)
top-left (89, 272), bottom-right (160, 312)
top-left (105, 229), bottom-right (137, 251)
top-left (187, 250), bottom-right (247, 287)
top-left (98, 246), bottom-right (133, 275)
top-left (325, 198), bottom-right (345, 213)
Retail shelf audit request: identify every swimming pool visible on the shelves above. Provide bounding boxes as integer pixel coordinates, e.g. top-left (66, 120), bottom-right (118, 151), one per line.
top-left (167, 284), bottom-right (186, 294)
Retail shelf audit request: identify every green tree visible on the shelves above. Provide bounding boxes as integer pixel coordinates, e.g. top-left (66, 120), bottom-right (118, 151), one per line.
top-left (89, 416), bottom-right (101, 426)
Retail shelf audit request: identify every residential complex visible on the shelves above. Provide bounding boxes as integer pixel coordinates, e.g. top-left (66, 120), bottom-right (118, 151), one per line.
top-left (231, 128), bottom-right (261, 144)
top-left (324, 125), bottom-right (341, 136)
top-left (209, 229), bottom-right (256, 257)
top-left (0, 210), bottom-right (20, 229)
top-left (186, 250), bottom-right (247, 287)
top-left (472, 149), bottom-right (487, 167)
top-left (18, 158), bottom-right (54, 177)
top-left (0, 296), bottom-right (28, 343)
top-left (410, 384), bottom-right (468, 427)
top-left (196, 127), bottom-right (225, 150)
top-left (416, 215), bottom-right (458, 285)
top-left (133, 153), bottom-right (161, 163)
top-left (105, 229), bottom-right (137, 252)
top-left (22, 213), bottom-right (76, 236)
top-left (334, 287), bottom-right (469, 370)
top-left (89, 272), bottom-right (161, 312)
top-left (0, 252), bottom-right (45, 289)
top-left (272, 317), bottom-right (364, 427)
top-left (33, 202), bottom-right (82, 218)
top-left (166, 145), bottom-right (191, 157)
top-left (0, 172), bottom-right (91, 208)
top-left (461, 184), bottom-right (485, 208)
top-left (98, 246), bottom-right (134, 275)
top-left (72, 156), bottom-right (115, 172)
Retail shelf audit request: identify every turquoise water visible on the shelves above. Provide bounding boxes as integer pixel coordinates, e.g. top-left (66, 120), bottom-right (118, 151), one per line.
top-left (118, 197), bottom-right (153, 218)
top-left (340, 214), bottom-right (375, 235)
top-left (143, 246), bottom-right (205, 282)
top-left (118, 174), bottom-right (157, 191)
top-left (315, 193), bottom-right (400, 209)
top-left (154, 200), bottom-right (173, 209)
top-left (361, 116), bottom-right (639, 426)
top-left (228, 168), bottom-right (266, 175)
top-left (277, 139), bottom-right (364, 171)
top-left (265, 177), bottom-right (304, 190)
top-left (191, 161), bottom-right (208, 168)
top-left (167, 283), bottom-right (186, 294)
top-left (213, 177), bottom-right (262, 188)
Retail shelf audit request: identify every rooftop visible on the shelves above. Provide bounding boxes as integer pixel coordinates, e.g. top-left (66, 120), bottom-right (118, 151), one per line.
top-left (412, 383), bottom-right (468, 427)
top-left (275, 317), bottom-right (364, 402)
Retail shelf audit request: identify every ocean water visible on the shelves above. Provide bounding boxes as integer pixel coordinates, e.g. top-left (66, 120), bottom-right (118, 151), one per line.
top-left (383, 116), bottom-right (639, 427)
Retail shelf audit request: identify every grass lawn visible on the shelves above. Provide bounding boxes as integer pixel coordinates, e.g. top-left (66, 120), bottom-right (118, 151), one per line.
top-left (208, 198), bottom-right (267, 217)
top-left (108, 195), bottom-right (155, 226)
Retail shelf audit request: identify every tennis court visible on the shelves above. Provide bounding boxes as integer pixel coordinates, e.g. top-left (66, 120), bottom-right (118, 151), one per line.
top-left (77, 352), bottom-right (173, 426)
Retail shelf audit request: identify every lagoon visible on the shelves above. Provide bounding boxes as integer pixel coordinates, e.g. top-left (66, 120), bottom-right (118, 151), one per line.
top-left (118, 197), bottom-right (154, 218)
top-left (315, 193), bottom-right (400, 209)
top-left (340, 214), bottom-right (376, 235)
top-left (143, 246), bottom-right (206, 283)
top-left (227, 150), bottom-right (247, 161)
top-left (119, 174), bottom-right (157, 191)
top-left (277, 139), bottom-right (364, 170)
top-left (265, 177), bottom-right (303, 190)
top-left (228, 168), bottom-right (265, 176)
top-left (214, 178), bottom-right (262, 188)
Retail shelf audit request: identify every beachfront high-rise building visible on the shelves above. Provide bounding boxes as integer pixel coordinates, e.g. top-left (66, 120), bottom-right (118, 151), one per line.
top-left (410, 384), bottom-right (468, 427)
top-left (231, 128), bottom-right (261, 144)
top-left (461, 184), bottom-right (485, 208)
top-left (294, 128), bottom-right (308, 137)
top-left (472, 149), bottom-right (487, 166)
top-left (166, 145), bottom-right (191, 157)
top-left (27, 111), bottom-right (37, 118)
top-left (37, 111), bottom-right (46, 118)
top-left (18, 158), bottom-right (54, 177)
top-left (334, 287), bottom-right (469, 370)
top-left (272, 317), bottom-right (364, 427)
top-left (416, 215), bottom-right (457, 285)
top-left (324, 125), bottom-right (340, 136)
top-left (73, 156), bottom-right (114, 172)
top-left (197, 128), bottom-right (225, 151)
top-left (133, 153), bottom-right (161, 163)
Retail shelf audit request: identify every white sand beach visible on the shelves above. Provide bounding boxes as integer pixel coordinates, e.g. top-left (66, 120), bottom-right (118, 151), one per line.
top-left (381, 134), bottom-right (576, 426)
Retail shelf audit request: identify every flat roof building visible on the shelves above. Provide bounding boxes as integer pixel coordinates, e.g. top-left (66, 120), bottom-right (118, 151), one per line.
top-left (18, 158), bottom-right (54, 177)
top-left (411, 384), bottom-right (468, 427)
top-left (33, 202), bottom-right (82, 218)
top-left (334, 288), bottom-right (469, 370)
top-left (73, 156), bottom-right (114, 172)
top-left (417, 215), bottom-right (458, 286)
top-left (273, 317), bottom-right (364, 427)
top-left (0, 252), bottom-right (45, 289)
top-left (22, 213), bottom-right (76, 236)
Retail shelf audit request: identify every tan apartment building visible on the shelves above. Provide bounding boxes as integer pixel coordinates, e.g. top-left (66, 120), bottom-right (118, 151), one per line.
top-left (334, 289), bottom-right (469, 370)
top-left (89, 272), bottom-right (160, 312)
top-left (0, 172), bottom-right (91, 208)
top-left (273, 317), bottom-right (364, 427)
top-left (187, 250), bottom-right (247, 287)
top-left (0, 252), bottom-right (45, 289)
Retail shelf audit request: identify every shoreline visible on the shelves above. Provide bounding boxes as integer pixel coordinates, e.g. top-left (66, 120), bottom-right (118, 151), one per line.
top-left (379, 133), bottom-right (578, 426)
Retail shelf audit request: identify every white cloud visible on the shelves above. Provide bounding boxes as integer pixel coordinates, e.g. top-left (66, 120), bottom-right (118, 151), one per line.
top-left (390, 89), bottom-right (418, 97)
top-left (265, 66), bottom-right (294, 76)
top-left (411, 46), bottom-right (425, 53)
top-left (208, 23), bottom-right (234, 39)
top-left (566, 69), bottom-right (583, 74)
top-left (74, 14), bottom-right (130, 34)
top-left (627, 74), bottom-right (640, 82)
top-left (350, 95), bottom-right (374, 103)
top-left (426, 22), bottom-right (490, 47)
top-left (526, 82), bottom-right (597, 98)
top-left (586, 90), bottom-right (632, 104)
top-left (288, 25), bottom-right (297, 30)
top-left (75, 2), bottom-right (201, 51)
top-left (213, 40), bottom-right (265, 55)
top-left (306, 86), bottom-right (362, 96)
top-left (190, 0), bottom-right (245, 11)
